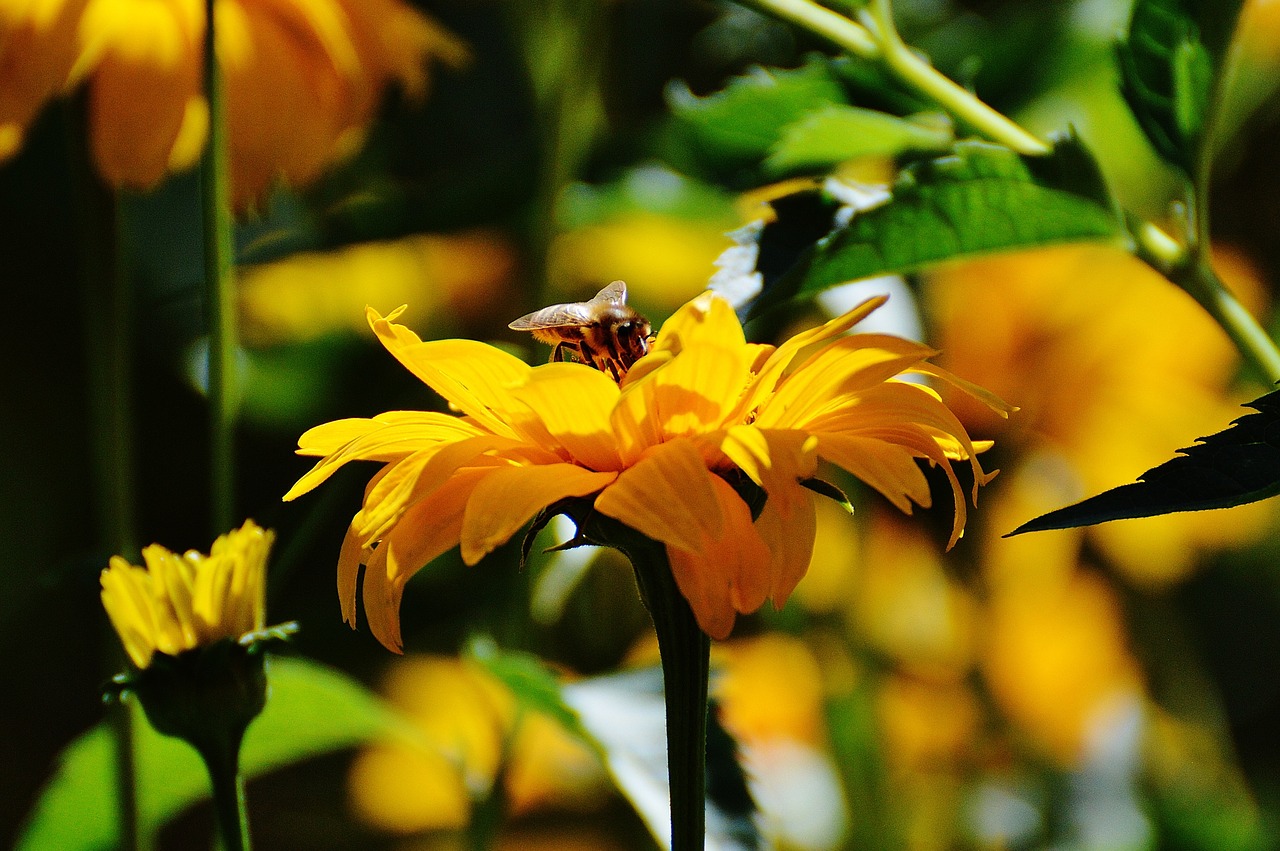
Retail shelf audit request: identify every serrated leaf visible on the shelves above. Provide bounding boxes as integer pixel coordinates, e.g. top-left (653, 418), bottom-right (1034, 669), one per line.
top-left (1010, 389), bottom-right (1280, 535)
top-left (764, 106), bottom-right (953, 175)
top-left (752, 137), bottom-right (1121, 315)
top-left (1116, 0), bottom-right (1245, 174)
top-left (16, 657), bottom-right (423, 851)
top-left (665, 57), bottom-right (847, 184)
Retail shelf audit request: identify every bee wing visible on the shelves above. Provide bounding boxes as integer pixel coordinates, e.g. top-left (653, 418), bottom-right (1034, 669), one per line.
top-left (508, 301), bottom-right (595, 331)
top-left (589, 280), bottom-right (628, 307)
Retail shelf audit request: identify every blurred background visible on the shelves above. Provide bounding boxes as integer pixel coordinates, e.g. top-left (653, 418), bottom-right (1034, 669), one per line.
top-left (4, 0), bottom-right (1280, 847)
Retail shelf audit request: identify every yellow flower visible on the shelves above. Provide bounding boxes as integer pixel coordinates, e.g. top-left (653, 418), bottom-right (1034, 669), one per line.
top-left (348, 655), bottom-right (608, 835)
top-left (284, 292), bottom-right (1007, 648)
top-left (0, 0), bottom-right (467, 204)
top-left (100, 519), bottom-right (273, 669)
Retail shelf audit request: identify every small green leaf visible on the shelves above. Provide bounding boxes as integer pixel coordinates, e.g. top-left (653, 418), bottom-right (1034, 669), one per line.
top-left (764, 106), bottom-right (953, 175)
top-left (16, 657), bottom-right (423, 851)
top-left (1116, 0), bottom-right (1246, 174)
top-left (754, 137), bottom-right (1121, 314)
top-left (465, 637), bottom-right (589, 741)
top-left (1009, 389), bottom-right (1280, 534)
top-left (665, 57), bottom-right (847, 184)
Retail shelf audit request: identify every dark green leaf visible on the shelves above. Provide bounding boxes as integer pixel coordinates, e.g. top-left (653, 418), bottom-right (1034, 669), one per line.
top-left (1009, 389), bottom-right (1280, 534)
top-left (764, 106), bottom-right (953, 175)
top-left (664, 57), bottom-right (846, 184)
top-left (1116, 0), bottom-right (1245, 173)
top-left (754, 137), bottom-right (1121, 315)
top-left (16, 658), bottom-right (424, 851)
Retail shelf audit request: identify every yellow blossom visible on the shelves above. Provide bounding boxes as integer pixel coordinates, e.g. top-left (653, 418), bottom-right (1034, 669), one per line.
top-left (100, 519), bottom-right (273, 669)
top-left (284, 291), bottom-right (1008, 648)
top-left (0, 0), bottom-right (468, 204)
top-left (927, 243), bottom-right (1273, 584)
top-left (347, 655), bottom-right (608, 835)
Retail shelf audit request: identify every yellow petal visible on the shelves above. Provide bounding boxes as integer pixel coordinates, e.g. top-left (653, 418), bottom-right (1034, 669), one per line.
top-left (649, 290), bottom-right (745, 356)
top-left (85, 0), bottom-right (202, 188)
top-left (286, 419), bottom-right (507, 502)
top-left (594, 438), bottom-right (723, 554)
top-left (296, 412), bottom-right (486, 457)
top-left (751, 337), bottom-right (932, 428)
top-left (813, 433), bottom-right (932, 514)
top-left (351, 439), bottom-right (513, 544)
top-left (719, 426), bottom-right (818, 503)
top-left (752, 483), bottom-right (816, 606)
top-left (746, 295), bottom-right (888, 398)
top-left (459, 463), bottom-right (618, 565)
top-left (666, 475), bottom-right (772, 640)
top-left (652, 341), bottom-right (756, 439)
top-left (368, 306), bottom-right (530, 438)
top-left (506, 363), bottom-right (622, 471)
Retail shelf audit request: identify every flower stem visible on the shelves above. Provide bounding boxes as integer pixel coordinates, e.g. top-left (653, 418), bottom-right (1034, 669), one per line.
top-left (202, 0), bottom-right (237, 536)
top-left (197, 733), bottom-right (251, 851)
top-left (630, 543), bottom-right (711, 851)
top-left (65, 96), bottom-right (142, 851)
top-left (736, 0), bottom-right (1280, 384)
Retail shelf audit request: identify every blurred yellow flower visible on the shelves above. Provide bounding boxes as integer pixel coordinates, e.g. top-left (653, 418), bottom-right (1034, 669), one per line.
top-left (239, 230), bottom-right (516, 346)
top-left (549, 211), bottom-right (733, 309)
top-left (347, 655), bottom-right (607, 835)
top-left (927, 243), bottom-right (1273, 584)
top-left (100, 519), bottom-right (273, 669)
top-left (285, 292), bottom-right (1007, 648)
top-left (0, 0), bottom-right (467, 203)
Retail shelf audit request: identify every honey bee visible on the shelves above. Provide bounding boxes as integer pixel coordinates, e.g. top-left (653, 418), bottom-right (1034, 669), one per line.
top-left (509, 280), bottom-right (652, 382)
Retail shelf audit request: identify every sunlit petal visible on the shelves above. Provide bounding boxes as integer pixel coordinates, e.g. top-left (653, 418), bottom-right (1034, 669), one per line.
top-left (666, 475), bottom-right (771, 640)
top-left (460, 463), bottom-right (617, 565)
top-left (506, 363), bottom-right (622, 471)
top-left (594, 439), bottom-right (723, 553)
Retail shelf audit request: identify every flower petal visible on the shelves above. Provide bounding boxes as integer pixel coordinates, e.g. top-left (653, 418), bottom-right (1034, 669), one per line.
top-left (367, 306), bottom-right (531, 437)
top-left (719, 426), bottom-right (818, 505)
top-left (646, 290), bottom-right (745, 358)
top-left (744, 295), bottom-right (888, 403)
top-left (594, 438), bottom-right (723, 554)
top-left (286, 419), bottom-right (510, 501)
top-left (753, 483), bottom-right (816, 607)
top-left (506, 363), bottom-right (622, 471)
top-left (362, 467), bottom-right (494, 652)
top-left (652, 341), bottom-right (757, 439)
top-left (666, 475), bottom-right (771, 640)
top-left (460, 463), bottom-right (618, 565)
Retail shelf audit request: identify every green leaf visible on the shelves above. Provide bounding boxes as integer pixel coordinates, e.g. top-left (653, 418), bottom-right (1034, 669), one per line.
top-left (16, 657), bottom-right (423, 851)
top-left (465, 637), bottom-right (589, 741)
top-left (754, 137), bottom-right (1121, 314)
top-left (665, 57), bottom-right (847, 184)
top-left (1009, 389), bottom-right (1280, 535)
top-left (1116, 0), bottom-right (1245, 174)
top-left (764, 106), bottom-right (953, 175)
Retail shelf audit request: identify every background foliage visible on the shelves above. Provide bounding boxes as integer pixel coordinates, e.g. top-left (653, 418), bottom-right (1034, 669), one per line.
top-left (5, 0), bottom-right (1280, 848)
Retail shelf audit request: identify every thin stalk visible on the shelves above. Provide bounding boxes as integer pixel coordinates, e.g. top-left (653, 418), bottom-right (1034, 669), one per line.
top-left (630, 544), bottom-right (711, 851)
top-left (202, 0), bottom-right (237, 536)
top-left (197, 734), bottom-right (251, 851)
top-left (736, 0), bottom-right (1280, 384)
top-left (66, 97), bottom-right (142, 851)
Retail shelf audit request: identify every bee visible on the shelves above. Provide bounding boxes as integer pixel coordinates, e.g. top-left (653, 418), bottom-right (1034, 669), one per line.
top-left (509, 280), bottom-right (653, 382)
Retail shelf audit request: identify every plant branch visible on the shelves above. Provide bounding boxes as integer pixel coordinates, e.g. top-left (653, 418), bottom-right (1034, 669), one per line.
top-left (735, 0), bottom-right (1280, 384)
top-left (202, 0), bottom-right (237, 536)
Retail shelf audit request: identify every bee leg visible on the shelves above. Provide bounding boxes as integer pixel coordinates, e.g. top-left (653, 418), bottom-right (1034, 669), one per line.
top-left (550, 342), bottom-right (568, 363)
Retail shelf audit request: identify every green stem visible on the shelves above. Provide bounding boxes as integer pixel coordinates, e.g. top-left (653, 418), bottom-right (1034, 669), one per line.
top-left (630, 543), bottom-right (710, 851)
top-left (738, 0), bottom-right (1280, 384)
top-left (66, 97), bottom-right (142, 851)
top-left (197, 733), bottom-right (251, 851)
top-left (862, 0), bottom-right (1048, 155)
top-left (1185, 259), bottom-right (1280, 385)
top-left (202, 0), bottom-right (237, 536)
